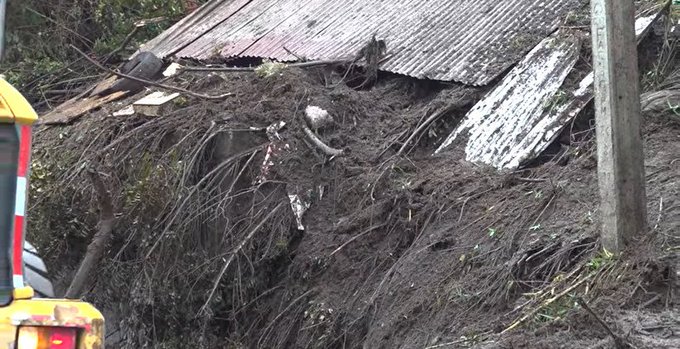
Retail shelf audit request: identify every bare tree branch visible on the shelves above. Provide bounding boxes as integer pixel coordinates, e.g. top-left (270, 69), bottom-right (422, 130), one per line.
top-left (300, 121), bottom-right (344, 157)
top-left (103, 26), bottom-right (142, 64)
top-left (575, 297), bottom-right (629, 349)
top-left (396, 106), bottom-right (455, 157)
top-left (199, 202), bottom-right (285, 315)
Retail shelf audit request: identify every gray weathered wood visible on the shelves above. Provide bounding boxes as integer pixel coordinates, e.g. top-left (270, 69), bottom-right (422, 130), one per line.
top-left (591, 0), bottom-right (647, 253)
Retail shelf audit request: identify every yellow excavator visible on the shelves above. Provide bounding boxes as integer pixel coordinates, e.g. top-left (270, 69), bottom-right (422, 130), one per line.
top-left (0, 1), bottom-right (106, 348)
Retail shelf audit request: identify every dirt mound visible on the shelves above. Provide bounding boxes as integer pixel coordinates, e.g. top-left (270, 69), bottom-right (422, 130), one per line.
top-left (28, 61), bottom-right (680, 349)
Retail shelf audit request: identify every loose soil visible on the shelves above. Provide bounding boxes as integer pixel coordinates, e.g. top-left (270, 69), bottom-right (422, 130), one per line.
top-left (27, 31), bottom-right (680, 349)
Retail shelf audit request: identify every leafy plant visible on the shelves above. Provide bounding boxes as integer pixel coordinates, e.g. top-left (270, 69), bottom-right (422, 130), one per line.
top-left (3, 0), bottom-right (208, 103)
top-left (586, 249), bottom-right (615, 272)
top-left (533, 294), bottom-right (577, 324)
top-left (544, 89), bottom-right (570, 114)
top-left (488, 228), bottom-right (498, 237)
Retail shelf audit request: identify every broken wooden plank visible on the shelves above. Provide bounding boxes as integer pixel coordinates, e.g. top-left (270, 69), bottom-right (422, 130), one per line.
top-left (89, 75), bottom-right (119, 97)
top-left (38, 91), bottom-right (127, 125)
top-left (434, 29), bottom-right (581, 169)
top-left (435, 9), bottom-right (665, 170)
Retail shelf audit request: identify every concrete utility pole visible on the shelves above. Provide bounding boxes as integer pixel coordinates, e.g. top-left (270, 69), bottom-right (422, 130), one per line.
top-left (590, 0), bottom-right (647, 254)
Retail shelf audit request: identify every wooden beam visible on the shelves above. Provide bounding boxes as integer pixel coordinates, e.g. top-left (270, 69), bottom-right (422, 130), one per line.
top-left (590, 0), bottom-right (647, 253)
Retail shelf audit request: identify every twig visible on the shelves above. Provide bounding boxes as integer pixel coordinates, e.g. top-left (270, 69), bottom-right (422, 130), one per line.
top-left (234, 286), bottom-right (283, 316)
top-left (257, 289), bottom-right (315, 347)
top-left (25, 7), bottom-right (93, 46)
top-left (71, 45), bottom-right (233, 100)
top-left (640, 294), bottom-right (661, 309)
top-left (374, 130), bottom-right (407, 161)
top-left (64, 168), bottom-right (116, 299)
top-left (424, 333), bottom-right (491, 349)
top-left (330, 224), bottom-right (386, 256)
top-left (502, 272), bottom-right (593, 334)
top-left (396, 106), bottom-right (454, 157)
top-left (518, 177), bottom-right (548, 183)
top-left (43, 89), bottom-right (85, 95)
top-left (640, 324), bottom-right (672, 332)
top-left (282, 46), bottom-right (303, 60)
top-left (529, 193), bottom-right (556, 230)
top-left (147, 146), bottom-right (262, 258)
top-left (457, 188), bottom-right (494, 223)
top-left (424, 339), bottom-right (471, 349)
top-left (198, 202), bottom-right (284, 315)
top-left (40, 74), bottom-right (104, 90)
top-left (103, 26), bottom-right (142, 64)
top-left (575, 297), bottom-right (628, 348)
top-left (653, 196), bottom-right (664, 231)
top-left (300, 121), bottom-right (343, 157)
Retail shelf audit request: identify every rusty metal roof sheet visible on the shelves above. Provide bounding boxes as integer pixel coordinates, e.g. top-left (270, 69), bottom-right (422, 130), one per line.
top-left (139, 0), bottom-right (579, 85)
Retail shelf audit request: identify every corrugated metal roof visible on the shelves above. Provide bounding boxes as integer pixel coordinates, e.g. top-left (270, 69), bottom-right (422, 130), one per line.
top-left (435, 30), bottom-right (582, 169)
top-left (139, 0), bottom-right (579, 85)
top-left (435, 10), bottom-right (664, 170)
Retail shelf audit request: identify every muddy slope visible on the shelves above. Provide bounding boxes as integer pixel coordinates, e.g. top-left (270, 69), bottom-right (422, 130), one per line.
top-left (27, 63), bottom-right (680, 349)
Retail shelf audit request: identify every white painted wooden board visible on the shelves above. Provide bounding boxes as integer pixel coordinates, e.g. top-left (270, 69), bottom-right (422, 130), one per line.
top-left (435, 11), bottom-right (664, 171)
top-left (134, 91), bottom-right (181, 106)
top-left (434, 30), bottom-right (581, 169)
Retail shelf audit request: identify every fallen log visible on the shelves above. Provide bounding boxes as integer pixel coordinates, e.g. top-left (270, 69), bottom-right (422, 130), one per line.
top-left (65, 168), bottom-right (116, 299)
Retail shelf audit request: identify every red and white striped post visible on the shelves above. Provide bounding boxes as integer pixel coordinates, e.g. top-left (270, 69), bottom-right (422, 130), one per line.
top-left (12, 125), bottom-right (31, 288)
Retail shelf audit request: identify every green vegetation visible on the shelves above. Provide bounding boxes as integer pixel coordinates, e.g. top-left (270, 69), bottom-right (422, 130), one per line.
top-left (487, 227), bottom-right (498, 237)
top-left (2, 0), bottom-right (205, 104)
top-left (544, 89), bottom-right (570, 114)
top-left (586, 248), bottom-right (615, 272)
top-left (532, 293), bottom-right (577, 325)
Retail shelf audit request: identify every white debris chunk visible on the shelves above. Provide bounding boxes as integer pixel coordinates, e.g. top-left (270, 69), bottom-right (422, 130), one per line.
top-left (288, 190), bottom-right (312, 231)
top-left (635, 14), bottom-right (656, 38)
top-left (163, 62), bottom-right (183, 77)
top-left (304, 106), bottom-right (333, 132)
top-left (254, 60), bottom-right (288, 78)
top-left (112, 105), bottom-right (135, 117)
top-left (256, 121), bottom-right (288, 184)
